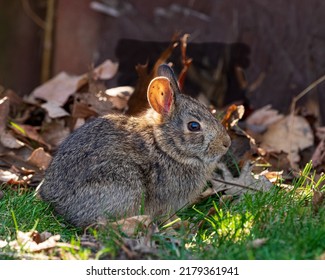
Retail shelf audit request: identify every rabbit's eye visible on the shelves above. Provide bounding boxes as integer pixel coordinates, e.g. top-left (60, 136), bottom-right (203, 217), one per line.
top-left (188, 121), bottom-right (201, 131)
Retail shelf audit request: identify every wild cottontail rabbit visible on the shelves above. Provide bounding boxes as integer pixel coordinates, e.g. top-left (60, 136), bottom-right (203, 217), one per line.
top-left (38, 64), bottom-right (231, 227)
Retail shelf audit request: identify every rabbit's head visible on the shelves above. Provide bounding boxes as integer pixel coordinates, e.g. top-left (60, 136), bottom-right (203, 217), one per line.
top-left (147, 64), bottom-right (231, 166)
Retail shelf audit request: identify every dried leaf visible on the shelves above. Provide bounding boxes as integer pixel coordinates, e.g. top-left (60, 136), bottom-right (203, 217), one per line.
top-left (31, 72), bottom-right (82, 106)
top-left (111, 215), bottom-right (152, 236)
top-left (93, 59), bottom-right (119, 80)
top-left (0, 169), bottom-right (19, 182)
top-left (246, 105), bottom-right (284, 134)
top-left (41, 101), bottom-right (70, 118)
top-left (11, 123), bottom-right (50, 149)
top-left (0, 131), bottom-right (25, 149)
top-left (311, 140), bottom-right (325, 167)
top-left (27, 147), bottom-right (52, 170)
top-left (261, 115), bottom-right (314, 168)
top-left (211, 162), bottom-right (273, 196)
top-left (73, 91), bottom-right (114, 117)
top-left (257, 170), bottom-right (283, 183)
top-left (105, 86), bottom-right (133, 111)
top-left (8, 230), bottom-right (61, 253)
top-left (221, 104), bottom-right (245, 129)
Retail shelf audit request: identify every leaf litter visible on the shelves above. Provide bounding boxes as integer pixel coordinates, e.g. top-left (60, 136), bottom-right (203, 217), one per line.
top-left (1, 34), bottom-right (325, 259)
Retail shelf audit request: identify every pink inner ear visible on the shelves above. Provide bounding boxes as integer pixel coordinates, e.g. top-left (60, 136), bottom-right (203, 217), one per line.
top-left (147, 77), bottom-right (174, 115)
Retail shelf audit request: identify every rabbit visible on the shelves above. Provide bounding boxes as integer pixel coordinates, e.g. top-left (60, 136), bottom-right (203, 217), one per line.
top-left (38, 64), bottom-right (231, 228)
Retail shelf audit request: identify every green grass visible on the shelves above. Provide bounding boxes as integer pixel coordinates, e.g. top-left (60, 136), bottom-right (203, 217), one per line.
top-left (0, 163), bottom-right (325, 260)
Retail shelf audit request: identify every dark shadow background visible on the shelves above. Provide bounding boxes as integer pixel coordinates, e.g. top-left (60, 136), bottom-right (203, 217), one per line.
top-left (1, 0), bottom-right (325, 122)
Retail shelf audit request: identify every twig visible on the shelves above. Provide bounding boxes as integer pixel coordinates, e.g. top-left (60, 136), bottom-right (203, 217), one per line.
top-left (212, 178), bottom-right (261, 192)
top-left (21, 0), bottom-right (46, 29)
top-left (290, 74), bottom-right (325, 114)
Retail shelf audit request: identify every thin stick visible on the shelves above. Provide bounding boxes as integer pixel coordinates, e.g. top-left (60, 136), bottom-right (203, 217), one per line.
top-left (212, 178), bottom-right (261, 192)
top-left (21, 0), bottom-right (46, 29)
top-left (290, 74), bottom-right (325, 114)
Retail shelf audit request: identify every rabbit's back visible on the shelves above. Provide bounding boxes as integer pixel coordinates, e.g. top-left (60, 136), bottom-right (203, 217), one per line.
top-left (39, 115), bottom-right (152, 227)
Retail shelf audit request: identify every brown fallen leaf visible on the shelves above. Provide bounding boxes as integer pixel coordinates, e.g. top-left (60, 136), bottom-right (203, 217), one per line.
top-left (246, 105), bottom-right (284, 134)
top-left (10, 123), bottom-right (50, 149)
top-left (257, 170), bottom-right (283, 184)
top-left (261, 115), bottom-right (314, 169)
top-left (111, 215), bottom-right (152, 236)
top-left (211, 162), bottom-right (273, 196)
top-left (27, 147), bottom-right (52, 170)
top-left (221, 104), bottom-right (245, 129)
top-left (31, 72), bottom-right (82, 106)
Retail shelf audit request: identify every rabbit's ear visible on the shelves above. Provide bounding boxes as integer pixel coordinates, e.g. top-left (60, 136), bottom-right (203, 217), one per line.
top-left (147, 76), bottom-right (174, 115)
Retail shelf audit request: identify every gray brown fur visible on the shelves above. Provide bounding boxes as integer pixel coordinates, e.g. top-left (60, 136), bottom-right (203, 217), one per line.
top-left (38, 64), bottom-right (231, 227)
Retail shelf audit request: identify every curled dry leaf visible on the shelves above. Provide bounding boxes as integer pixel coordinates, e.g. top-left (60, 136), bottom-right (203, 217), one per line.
top-left (27, 147), bottom-right (52, 170)
top-left (111, 215), bottom-right (152, 236)
top-left (221, 104), bottom-right (245, 129)
top-left (261, 115), bottom-right (314, 168)
top-left (257, 170), bottom-right (283, 183)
